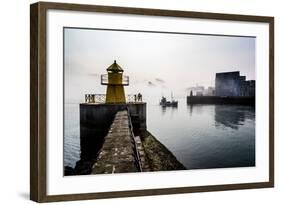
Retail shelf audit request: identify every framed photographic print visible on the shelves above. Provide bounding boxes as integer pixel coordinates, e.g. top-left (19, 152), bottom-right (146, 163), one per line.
top-left (30, 1), bottom-right (274, 202)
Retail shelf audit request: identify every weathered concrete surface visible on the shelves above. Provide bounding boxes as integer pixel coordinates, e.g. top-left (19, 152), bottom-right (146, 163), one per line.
top-left (135, 136), bottom-right (150, 171)
top-left (140, 130), bottom-right (186, 171)
top-left (92, 110), bottom-right (139, 174)
top-left (79, 103), bottom-right (146, 161)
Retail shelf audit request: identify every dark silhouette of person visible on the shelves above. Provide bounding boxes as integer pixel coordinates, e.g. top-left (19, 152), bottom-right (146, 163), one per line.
top-left (137, 93), bottom-right (142, 102)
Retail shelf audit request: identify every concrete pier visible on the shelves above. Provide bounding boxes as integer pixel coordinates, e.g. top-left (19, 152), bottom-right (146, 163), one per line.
top-left (79, 103), bottom-right (146, 161)
top-left (92, 110), bottom-right (141, 174)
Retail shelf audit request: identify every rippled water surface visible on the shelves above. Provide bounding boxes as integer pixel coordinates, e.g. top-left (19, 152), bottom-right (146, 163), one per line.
top-left (64, 104), bottom-right (80, 168)
top-left (64, 99), bottom-right (255, 169)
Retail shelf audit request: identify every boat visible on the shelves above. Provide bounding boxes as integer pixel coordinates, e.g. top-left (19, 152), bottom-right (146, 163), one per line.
top-left (160, 93), bottom-right (178, 107)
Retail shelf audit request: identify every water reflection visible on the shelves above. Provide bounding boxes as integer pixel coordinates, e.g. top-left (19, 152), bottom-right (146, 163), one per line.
top-left (187, 104), bottom-right (254, 130)
top-left (214, 105), bottom-right (254, 130)
top-left (188, 104), bottom-right (193, 116)
top-left (187, 104), bottom-right (205, 116)
top-left (215, 105), bottom-right (244, 130)
top-left (160, 105), bottom-right (178, 115)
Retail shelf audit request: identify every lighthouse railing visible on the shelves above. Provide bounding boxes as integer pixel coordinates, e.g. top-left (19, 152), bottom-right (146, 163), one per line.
top-left (84, 94), bottom-right (105, 103)
top-left (100, 74), bottom-right (129, 85)
top-left (84, 94), bottom-right (141, 103)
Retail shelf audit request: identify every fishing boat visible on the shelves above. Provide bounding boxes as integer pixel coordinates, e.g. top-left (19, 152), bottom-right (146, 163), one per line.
top-left (160, 93), bottom-right (178, 107)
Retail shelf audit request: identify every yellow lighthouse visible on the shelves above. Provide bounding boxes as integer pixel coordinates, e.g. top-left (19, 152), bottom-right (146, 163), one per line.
top-left (101, 60), bottom-right (129, 103)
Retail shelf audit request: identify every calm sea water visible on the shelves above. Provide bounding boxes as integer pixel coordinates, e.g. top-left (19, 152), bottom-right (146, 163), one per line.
top-left (64, 98), bottom-right (255, 169)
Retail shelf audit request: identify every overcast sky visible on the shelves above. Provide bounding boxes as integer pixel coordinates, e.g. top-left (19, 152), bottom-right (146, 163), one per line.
top-left (64, 28), bottom-right (255, 103)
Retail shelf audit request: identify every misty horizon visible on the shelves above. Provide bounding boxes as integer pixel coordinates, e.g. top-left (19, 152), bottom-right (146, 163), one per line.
top-left (64, 28), bottom-right (255, 104)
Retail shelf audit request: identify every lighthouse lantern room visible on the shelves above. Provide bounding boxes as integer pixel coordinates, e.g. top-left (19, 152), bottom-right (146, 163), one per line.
top-left (101, 60), bottom-right (129, 104)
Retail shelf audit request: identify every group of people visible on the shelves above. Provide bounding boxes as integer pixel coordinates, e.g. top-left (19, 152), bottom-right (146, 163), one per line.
top-left (133, 93), bottom-right (142, 102)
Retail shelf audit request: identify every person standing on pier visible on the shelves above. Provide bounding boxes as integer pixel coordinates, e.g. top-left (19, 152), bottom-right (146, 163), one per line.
top-left (137, 93), bottom-right (142, 102)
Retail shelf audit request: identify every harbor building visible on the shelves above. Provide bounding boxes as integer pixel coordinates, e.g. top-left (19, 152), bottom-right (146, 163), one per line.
top-left (187, 71), bottom-right (255, 105)
top-left (187, 86), bottom-right (215, 96)
top-left (215, 71), bottom-right (240, 96)
top-left (215, 71), bottom-right (255, 97)
top-left (240, 80), bottom-right (255, 97)
top-left (205, 86), bottom-right (215, 96)
top-left (186, 86), bottom-right (205, 96)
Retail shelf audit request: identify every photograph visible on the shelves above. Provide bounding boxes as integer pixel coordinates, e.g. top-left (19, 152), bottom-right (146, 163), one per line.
top-left (63, 27), bottom-right (256, 176)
